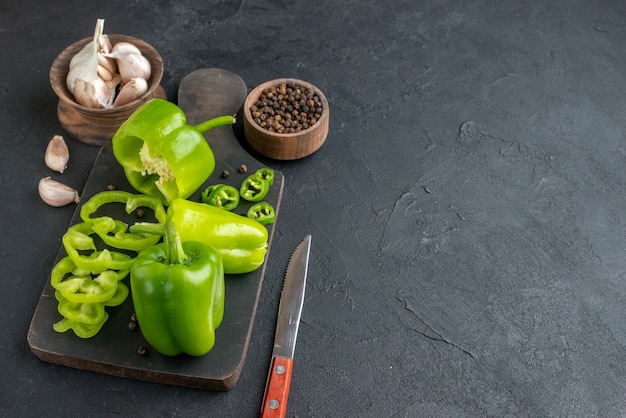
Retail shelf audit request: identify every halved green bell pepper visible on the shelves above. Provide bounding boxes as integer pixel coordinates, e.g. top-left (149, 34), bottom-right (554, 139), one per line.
top-left (131, 199), bottom-right (268, 274)
top-left (131, 222), bottom-right (224, 356)
top-left (112, 98), bottom-right (235, 206)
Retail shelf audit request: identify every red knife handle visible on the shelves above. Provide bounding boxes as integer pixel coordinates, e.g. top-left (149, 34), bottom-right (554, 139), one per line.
top-left (261, 356), bottom-right (294, 418)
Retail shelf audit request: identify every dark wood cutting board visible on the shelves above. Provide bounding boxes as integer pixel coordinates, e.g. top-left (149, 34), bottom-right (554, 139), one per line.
top-left (27, 68), bottom-right (284, 391)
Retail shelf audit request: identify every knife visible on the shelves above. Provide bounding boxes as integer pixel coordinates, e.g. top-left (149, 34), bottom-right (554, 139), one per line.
top-left (261, 235), bottom-right (312, 418)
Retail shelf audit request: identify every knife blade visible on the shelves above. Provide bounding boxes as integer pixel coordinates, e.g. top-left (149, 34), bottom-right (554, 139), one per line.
top-left (261, 235), bottom-right (312, 418)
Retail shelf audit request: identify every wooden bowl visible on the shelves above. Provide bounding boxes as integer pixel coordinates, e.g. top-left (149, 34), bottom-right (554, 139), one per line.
top-left (243, 78), bottom-right (329, 160)
top-left (50, 34), bottom-right (165, 146)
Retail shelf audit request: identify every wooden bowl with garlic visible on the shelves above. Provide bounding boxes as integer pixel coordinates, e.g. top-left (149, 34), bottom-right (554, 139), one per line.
top-left (50, 19), bottom-right (165, 146)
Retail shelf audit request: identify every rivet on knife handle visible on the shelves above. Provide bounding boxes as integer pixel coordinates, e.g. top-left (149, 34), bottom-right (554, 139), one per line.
top-left (261, 356), bottom-right (293, 417)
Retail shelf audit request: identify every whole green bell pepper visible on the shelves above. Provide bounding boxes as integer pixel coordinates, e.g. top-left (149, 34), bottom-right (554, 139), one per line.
top-left (131, 199), bottom-right (268, 274)
top-left (131, 222), bottom-right (225, 357)
top-left (112, 99), bottom-right (236, 206)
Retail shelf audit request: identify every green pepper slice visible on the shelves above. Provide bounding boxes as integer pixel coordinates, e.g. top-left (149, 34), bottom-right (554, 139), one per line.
top-left (80, 190), bottom-right (167, 252)
top-left (54, 282), bottom-right (128, 326)
top-left (51, 256), bottom-right (129, 303)
top-left (247, 202), bottom-right (276, 225)
top-left (239, 173), bottom-right (270, 202)
top-left (55, 290), bottom-right (107, 325)
top-left (51, 256), bottom-right (130, 338)
top-left (53, 313), bottom-right (109, 339)
top-left (201, 184), bottom-right (240, 211)
top-left (255, 168), bottom-right (275, 185)
top-left (50, 257), bottom-right (128, 303)
top-left (62, 222), bottom-right (134, 272)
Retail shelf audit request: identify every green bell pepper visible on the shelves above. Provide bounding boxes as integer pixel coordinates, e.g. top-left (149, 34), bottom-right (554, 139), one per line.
top-left (131, 222), bottom-right (225, 356)
top-left (131, 199), bottom-right (268, 274)
top-left (112, 98), bottom-right (236, 206)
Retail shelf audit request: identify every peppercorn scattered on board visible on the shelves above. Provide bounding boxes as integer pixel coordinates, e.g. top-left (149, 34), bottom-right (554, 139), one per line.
top-left (28, 68), bottom-right (284, 391)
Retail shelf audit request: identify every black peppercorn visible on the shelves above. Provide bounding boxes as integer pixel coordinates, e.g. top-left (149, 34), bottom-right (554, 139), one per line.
top-left (251, 82), bottom-right (323, 133)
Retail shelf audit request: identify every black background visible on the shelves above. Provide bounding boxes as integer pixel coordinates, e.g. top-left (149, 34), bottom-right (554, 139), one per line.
top-left (3, 1), bottom-right (626, 416)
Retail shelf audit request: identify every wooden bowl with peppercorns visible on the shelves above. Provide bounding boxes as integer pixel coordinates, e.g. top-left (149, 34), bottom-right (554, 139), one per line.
top-left (243, 78), bottom-right (329, 160)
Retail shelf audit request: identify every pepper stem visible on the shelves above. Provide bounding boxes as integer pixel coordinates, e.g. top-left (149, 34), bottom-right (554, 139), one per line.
top-left (164, 222), bottom-right (188, 265)
top-left (130, 222), bottom-right (165, 236)
top-left (194, 115), bottom-right (237, 133)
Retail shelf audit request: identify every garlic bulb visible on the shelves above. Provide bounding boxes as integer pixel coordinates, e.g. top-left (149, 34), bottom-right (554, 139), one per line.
top-left (113, 77), bottom-right (148, 107)
top-left (66, 19), bottom-right (118, 108)
top-left (45, 135), bottom-right (69, 173)
top-left (103, 42), bottom-right (151, 84)
top-left (66, 19), bottom-right (103, 95)
top-left (38, 177), bottom-right (80, 207)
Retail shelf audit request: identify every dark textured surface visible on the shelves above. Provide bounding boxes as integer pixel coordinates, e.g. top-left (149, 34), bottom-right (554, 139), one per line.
top-left (3, 1), bottom-right (626, 416)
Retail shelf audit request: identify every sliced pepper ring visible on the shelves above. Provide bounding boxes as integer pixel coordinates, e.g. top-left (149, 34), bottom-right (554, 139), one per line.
top-left (62, 222), bottom-right (134, 272)
top-left (53, 313), bottom-right (109, 339)
top-left (51, 256), bottom-right (129, 303)
top-left (247, 202), bottom-right (276, 225)
top-left (80, 190), bottom-right (167, 252)
top-left (201, 184), bottom-right (240, 211)
top-left (55, 290), bottom-right (107, 325)
top-left (255, 168), bottom-right (275, 185)
top-left (239, 173), bottom-right (270, 202)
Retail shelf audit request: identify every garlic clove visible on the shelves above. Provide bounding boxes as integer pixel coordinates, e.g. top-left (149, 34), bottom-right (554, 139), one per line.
top-left (110, 41), bottom-right (142, 56)
top-left (66, 18), bottom-right (104, 96)
top-left (116, 52), bottom-right (151, 84)
top-left (103, 42), bottom-right (151, 84)
top-left (100, 34), bottom-right (113, 54)
top-left (113, 77), bottom-right (148, 107)
top-left (73, 77), bottom-right (115, 108)
top-left (45, 135), bottom-right (69, 173)
top-left (38, 177), bottom-right (80, 207)
top-left (98, 52), bottom-right (116, 76)
top-left (97, 64), bottom-right (115, 81)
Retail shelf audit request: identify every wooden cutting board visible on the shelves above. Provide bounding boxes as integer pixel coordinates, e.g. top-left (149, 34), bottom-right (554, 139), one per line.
top-left (27, 68), bottom-right (284, 391)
